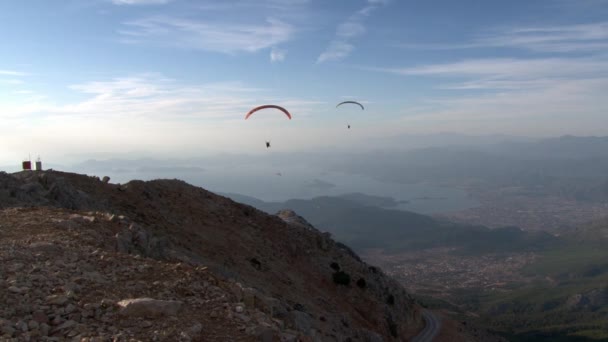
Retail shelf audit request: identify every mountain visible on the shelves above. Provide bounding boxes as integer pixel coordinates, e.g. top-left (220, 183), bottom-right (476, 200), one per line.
top-left (0, 170), bottom-right (415, 340)
top-left (491, 135), bottom-right (608, 160)
top-left (0, 170), bottom-right (505, 341)
top-left (220, 194), bottom-right (561, 255)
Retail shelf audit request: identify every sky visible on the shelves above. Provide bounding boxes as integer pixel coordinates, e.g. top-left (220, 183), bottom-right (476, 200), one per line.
top-left (1, 0), bottom-right (608, 165)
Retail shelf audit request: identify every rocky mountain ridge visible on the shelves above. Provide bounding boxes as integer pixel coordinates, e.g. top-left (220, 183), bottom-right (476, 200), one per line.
top-left (0, 170), bottom-right (497, 341)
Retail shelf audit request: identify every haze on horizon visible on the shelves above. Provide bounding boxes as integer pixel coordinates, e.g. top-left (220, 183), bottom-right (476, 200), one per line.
top-left (1, 0), bottom-right (608, 166)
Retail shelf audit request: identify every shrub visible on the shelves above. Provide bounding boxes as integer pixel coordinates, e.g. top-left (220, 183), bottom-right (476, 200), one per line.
top-left (330, 262), bottom-right (340, 271)
top-left (386, 294), bottom-right (395, 305)
top-left (388, 320), bottom-right (398, 337)
top-left (332, 271), bottom-right (351, 286)
top-left (356, 278), bottom-right (367, 289)
top-left (249, 257), bottom-right (262, 270)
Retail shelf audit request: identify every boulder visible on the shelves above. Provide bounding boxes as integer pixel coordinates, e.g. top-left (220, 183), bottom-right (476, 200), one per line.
top-left (117, 298), bottom-right (183, 317)
top-left (287, 311), bottom-right (312, 334)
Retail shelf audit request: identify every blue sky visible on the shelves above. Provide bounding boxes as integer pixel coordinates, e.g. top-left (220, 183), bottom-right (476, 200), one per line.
top-left (1, 0), bottom-right (608, 164)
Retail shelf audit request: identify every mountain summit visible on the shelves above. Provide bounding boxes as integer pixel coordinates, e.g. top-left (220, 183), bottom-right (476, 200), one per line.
top-left (0, 170), bottom-right (504, 341)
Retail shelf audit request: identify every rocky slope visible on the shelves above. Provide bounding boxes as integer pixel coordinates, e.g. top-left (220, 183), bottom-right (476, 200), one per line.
top-left (0, 170), bottom-right (421, 341)
top-left (0, 170), bottom-right (495, 341)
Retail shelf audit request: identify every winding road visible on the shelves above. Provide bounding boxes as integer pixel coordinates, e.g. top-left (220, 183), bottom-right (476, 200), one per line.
top-left (411, 309), bottom-right (442, 342)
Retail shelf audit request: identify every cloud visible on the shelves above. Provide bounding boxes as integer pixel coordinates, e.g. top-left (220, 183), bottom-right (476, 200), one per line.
top-left (398, 22), bottom-right (608, 53)
top-left (110, 0), bottom-right (171, 5)
top-left (0, 79), bottom-right (25, 85)
top-left (395, 76), bottom-right (608, 136)
top-left (0, 70), bottom-right (27, 76)
top-left (270, 47), bottom-right (287, 62)
top-left (380, 56), bottom-right (608, 135)
top-left (372, 18), bottom-right (608, 136)
top-left (0, 74), bottom-right (330, 163)
top-left (386, 57), bottom-right (608, 81)
top-left (317, 0), bottom-right (388, 63)
top-left (317, 42), bottom-right (354, 64)
top-left (194, 0), bottom-right (310, 12)
top-left (1, 74), bottom-right (324, 122)
top-left (120, 16), bottom-right (294, 54)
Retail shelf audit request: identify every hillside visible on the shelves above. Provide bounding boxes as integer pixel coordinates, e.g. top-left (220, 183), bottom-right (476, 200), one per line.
top-left (221, 194), bottom-right (560, 254)
top-left (0, 170), bottom-right (506, 341)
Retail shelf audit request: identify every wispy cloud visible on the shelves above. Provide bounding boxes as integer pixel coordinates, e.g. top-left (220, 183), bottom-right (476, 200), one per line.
top-left (0, 79), bottom-right (25, 85)
top-left (396, 76), bottom-right (608, 136)
top-left (119, 16), bottom-right (294, 54)
top-left (398, 22), bottom-right (608, 53)
top-left (110, 0), bottom-right (172, 5)
top-left (194, 0), bottom-right (310, 12)
top-left (270, 47), bottom-right (287, 62)
top-left (0, 73), bottom-right (328, 160)
top-left (0, 70), bottom-right (27, 76)
top-left (385, 57), bottom-right (608, 81)
top-left (1, 74), bottom-right (324, 122)
top-left (376, 19), bottom-right (608, 135)
top-left (317, 0), bottom-right (388, 63)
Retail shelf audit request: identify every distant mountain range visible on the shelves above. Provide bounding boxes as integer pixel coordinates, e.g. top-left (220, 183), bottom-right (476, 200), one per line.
top-left (221, 192), bottom-right (561, 255)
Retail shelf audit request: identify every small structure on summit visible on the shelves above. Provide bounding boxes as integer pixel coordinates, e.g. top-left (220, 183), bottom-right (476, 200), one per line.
top-left (35, 157), bottom-right (43, 171)
top-left (22, 159), bottom-right (31, 171)
top-left (21, 156), bottom-right (43, 171)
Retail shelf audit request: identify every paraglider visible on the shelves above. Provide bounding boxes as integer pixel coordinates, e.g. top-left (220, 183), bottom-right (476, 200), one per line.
top-left (336, 101), bottom-right (363, 130)
top-left (245, 105), bottom-right (291, 149)
top-left (245, 105), bottom-right (292, 120)
top-left (336, 101), bottom-right (364, 110)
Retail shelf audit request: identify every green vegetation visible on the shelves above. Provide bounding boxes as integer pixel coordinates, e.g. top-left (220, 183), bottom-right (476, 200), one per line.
top-left (523, 245), bottom-right (608, 278)
top-left (387, 317), bottom-right (398, 337)
top-left (453, 244), bottom-right (608, 340)
top-left (330, 262), bottom-right (340, 271)
top-left (386, 294), bottom-right (395, 306)
top-left (332, 271), bottom-right (351, 286)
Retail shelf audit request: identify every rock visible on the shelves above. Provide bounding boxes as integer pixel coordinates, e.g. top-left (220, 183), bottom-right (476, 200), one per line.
top-left (362, 330), bottom-right (384, 342)
top-left (257, 296), bottom-right (283, 317)
top-left (82, 271), bottom-right (108, 284)
top-left (69, 214), bottom-right (95, 224)
top-left (1, 324), bottom-right (15, 337)
top-left (39, 323), bottom-right (50, 337)
top-left (280, 331), bottom-right (299, 342)
top-left (32, 311), bottom-right (48, 324)
top-left (317, 235), bottom-right (330, 251)
top-left (187, 323), bottom-right (203, 337)
top-left (235, 305), bottom-right (244, 313)
top-left (65, 303), bottom-right (76, 314)
top-left (243, 287), bottom-right (257, 308)
top-left (287, 311), bottom-right (312, 334)
top-left (140, 321), bottom-right (153, 328)
top-left (51, 316), bottom-right (64, 326)
top-left (8, 286), bottom-right (24, 294)
top-left (53, 320), bottom-right (77, 331)
top-left (16, 320), bottom-right (28, 332)
top-left (117, 298), bottom-right (183, 317)
top-left (229, 282), bottom-right (244, 301)
top-left (46, 294), bottom-right (69, 306)
top-left (100, 299), bottom-right (115, 308)
top-left (28, 320), bottom-right (39, 330)
top-left (257, 328), bottom-right (275, 342)
top-left (20, 182), bottom-right (45, 195)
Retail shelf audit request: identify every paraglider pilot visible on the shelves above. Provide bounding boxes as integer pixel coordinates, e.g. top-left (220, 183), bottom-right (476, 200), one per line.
top-left (266, 141), bottom-right (271, 148)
